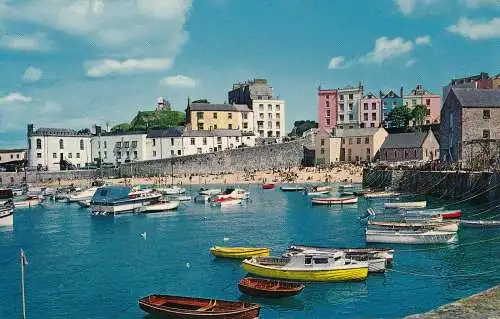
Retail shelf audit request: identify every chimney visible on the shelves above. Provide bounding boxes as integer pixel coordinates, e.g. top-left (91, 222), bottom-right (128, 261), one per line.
top-left (27, 124), bottom-right (34, 137)
top-left (400, 86), bottom-right (404, 97)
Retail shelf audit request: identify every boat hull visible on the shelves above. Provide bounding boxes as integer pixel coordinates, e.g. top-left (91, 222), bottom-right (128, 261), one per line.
top-left (210, 247), bottom-right (269, 259)
top-left (280, 187), bottom-right (305, 192)
top-left (141, 201), bottom-right (179, 213)
top-left (366, 230), bottom-right (457, 244)
top-left (262, 184), bottom-right (275, 190)
top-left (14, 199), bottom-right (41, 208)
top-left (384, 201), bottom-right (426, 209)
top-left (0, 210), bottom-right (13, 227)
top-left (242, 261), bottom-right (368, 282)
top-left (91, 195), bottom-right (162, 215)
top-left (460, 220), bottom-right (500, 228)
top-left (238, 278), bottom-right (304, 298)
top-left (311, 197), bottom-right (358, 205)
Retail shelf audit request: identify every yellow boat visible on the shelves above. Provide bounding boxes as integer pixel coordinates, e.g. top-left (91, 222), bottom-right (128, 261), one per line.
top-left (241, 252), bottom-right (368, 282)
top-left (209, 246), bottom-right (270, 259)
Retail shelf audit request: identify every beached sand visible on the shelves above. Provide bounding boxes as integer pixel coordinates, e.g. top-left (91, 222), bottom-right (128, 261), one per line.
top-left (42, 164), bottom-right (363, 187)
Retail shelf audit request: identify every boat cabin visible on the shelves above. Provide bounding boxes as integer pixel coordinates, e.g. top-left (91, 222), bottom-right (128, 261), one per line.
top-left (259, 252), bottom-right (349, 269)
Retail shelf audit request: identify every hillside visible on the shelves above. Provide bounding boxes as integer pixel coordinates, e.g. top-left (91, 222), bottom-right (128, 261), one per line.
top-left (111, 110), bottom-right (185, 132)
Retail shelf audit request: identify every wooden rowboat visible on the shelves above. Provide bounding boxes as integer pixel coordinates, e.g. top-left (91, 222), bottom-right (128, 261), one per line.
top-left (311, 196), bottom-right (358, 205)
top-left (262, 183), bottom-right (275, 189)
top-left (238, 277), bottom-right (304, 298)
top-left (280, 186), bottom-right (305, 192)
top-left (210, 246), bottom-right (270, 259)
top-left (368, 220), bottom-right (459, 232)
top-left (384, 201), bottom-right (427, 209)
top-left (460, 220), bottom-right (500, 228)
top-left (138, 294), bottom-right (260, 319)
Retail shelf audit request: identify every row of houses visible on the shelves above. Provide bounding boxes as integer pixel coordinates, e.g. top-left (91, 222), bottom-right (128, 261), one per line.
top-left (27, 125), bottom-right (256, 171)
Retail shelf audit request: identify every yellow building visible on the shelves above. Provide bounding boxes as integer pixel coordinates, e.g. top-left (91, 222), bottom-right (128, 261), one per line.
top-left (188, 103), bottom-right (254, 132)
top-left (492, 74), bottom-right (500, 90)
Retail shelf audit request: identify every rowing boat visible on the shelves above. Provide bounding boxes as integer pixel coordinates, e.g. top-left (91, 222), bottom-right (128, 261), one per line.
top-left (365, 229), bottom-right (457, 244)
top-left (209, 246), bottom-right (270, 259)
top-left (384, 201), bottom-right (426, 209)
top-left (311, 196), bottom-right (357, 205)
top-left (368, 220), bottom-right (459, 232)
top-left (238, 277), bottom-right (304, 298)
top-left (460, 220), bottom-right (500, 228)
top-left (280, 186), bottom-right (305, 192)
top-left (138, 294), bottom-right (260, 319)
top-left (363, 191), bottom-right (400, 199)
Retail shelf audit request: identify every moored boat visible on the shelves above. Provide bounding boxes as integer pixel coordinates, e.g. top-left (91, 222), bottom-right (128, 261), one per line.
top-left (76, 199), bottom-right (91, 208)
top-left (460, 219), bottom-right (500, 228)
top-left (365, 228), bottom-right (457, 244)
top-left (199, 188), bottom-right (222, 196)
top-left (210, 246), bottom-right (270, 259)
top-left (311, 196), bottom-right (358, 205)
top-left (141, 200), bottom-right (179, 213)
top-left (158, 185), bottom-right (186, 195)
top-left (90, 185), bottom-right (162, 215)
top-left (174, 195), bottom-right (192, 202)
top-left (242, 252), bottom-right (369, 282)
top-left (368, 220), bottom-right (459, 232)
top-left (384, 201), bottom-right (427, 209)
top-left (262, 183), bottom-right (275, 189)
top-left (14, 196), bottom-right (42, 208)
top-left (138, 294), bottom-right (260, 319)
top-left (0, 205), bottom-right (14, 227)
top-left (363, 191), bottom-right (400, 199)
top-left (194, 194), bottom-right (212, 203)
top-left (407, 209), bottom-right (461, 220)
top-left (211, 197), bottom-right (242, 206)
top-left (238, 277), bottom-right (305, 298)
top-left (304, 186), bottom-right (332, 196)
top-left (218, 188), bottom-right (249, 200)
top-left (68, 187), bottom-right (99, 203)
top-left (280, 186), bottom-right (305, 192)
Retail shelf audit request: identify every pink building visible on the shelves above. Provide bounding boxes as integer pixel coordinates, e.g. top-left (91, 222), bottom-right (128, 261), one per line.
top-left (403, 84), bottom-right (441, 124)
top-left (359, 92), bottom-right (381, 128)
top-left (318, 88), bottom-right (337, 131)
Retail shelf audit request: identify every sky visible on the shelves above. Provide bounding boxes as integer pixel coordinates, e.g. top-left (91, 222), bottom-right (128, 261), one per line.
top-left (0, 0), bottom-right (499, 148)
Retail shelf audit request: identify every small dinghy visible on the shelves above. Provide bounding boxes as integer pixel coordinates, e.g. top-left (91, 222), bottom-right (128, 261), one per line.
top-left (211, 197), bottom-right (242, 206)
top-left (460, 220), bottom-right (500, 228)
top-left (304, 186), bottom-right (332, 196)
top-left (174, 195), bottom-right (192, 202)
top-left (238, 277), bottom-right (305, 298)
top-left (363, 191), bottom-right (400, 199)
top-left (138, 294), bottom-right (260, 319)
top-left (280, 186), bottom-right (305, 192)
top-left (384, 201), bottom-right (426, 209)
top-left (262, 183), bottom-right (275, 189)
top-left (210, 246), bottom-right (270, 259)
top-left (311, 196), bottom-right (358, 205)
top-left (141, 200), bottom-right (179, 213)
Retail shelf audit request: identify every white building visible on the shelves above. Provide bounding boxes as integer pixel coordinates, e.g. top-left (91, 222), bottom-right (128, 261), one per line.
top-left (0, 149), bottom-right (26, 165)
top-left (252, 99), bottom-right (285, 141)
top-left (27, 125), bottom-right (92, 171)
top-left (90, 131), bottom-right (148, 165)
top-left (337, 85), bottom-right (363, 128)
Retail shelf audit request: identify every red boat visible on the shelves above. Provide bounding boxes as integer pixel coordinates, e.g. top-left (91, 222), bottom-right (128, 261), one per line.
top-left (262, 183), bottom-right (275, 189)
top-left (138, 294), bottom-right (260, 319)
top-left (440, 210), bottom-right (461, 219)
top-left (238, 277), bottom-right (304, 298)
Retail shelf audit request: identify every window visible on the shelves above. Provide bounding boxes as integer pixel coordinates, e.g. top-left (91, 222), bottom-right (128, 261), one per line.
top-left (178, 150), bottom-right (182, 155)
top-left (131, 141), bottom-right (137, 148)
top-left (133, 151), bottom-right (138, 159)
top-left (203, 137), bottom-right (207, 145)
top-left (367, 148), bottom-right (370, 154)
top-left (340, 104), bottom-right (345, 112)
top-left (10, 154), bottom-right (13, 159)
top-left (258, 95), bottom-right (262, 99)
top-left (190, 138), bottom-right (195, 145)
top-left (370, 123), bottom-right (375, 127)
top-left (124, 141), bottom-right (129, 148)
top-left (217, 137), bottom-right (222, 144)
top-left (276, 113), bottom-right (280, 119)
top-left (268, 104), bottom-right (272, 111)
top-left (426, 99), bottom-right (431, 106)
top-left (76, 153), bottom-right (80, 158)
top-left (104, 141), bottom-right (107, 148)
top-left (259, 104), bottom-right (264, 110)
top-left (348, 138), bottom-right (353, 145)
top-left (37, 153), bottom-right (42, 158)
top-left (171, 150), bottom-right (174, 156)
top-left (326, 101), bottom-right (330, 107)
top-left (103, 151), bottom-right (106, 159)
top-left (348, 103), bottom-right (353, 111)
top-left (340, 95), bottom-right (344, 101)
top-left (349, 114), bottom-right (353, 121)
top-left (483, 110), bottom-right (490, 119)
top-left (152, 139), bottom-right (156, 147)
top-left (320, 148), bottom-right (325, 154)
top-left (321, 139), bottom-right (325, 146)
top-left (116, 142), bottom-right (121, 148)
top-left (276, 131), bottom-right (281, 137)
top-left (483, 130), bottom-right (490, 138)
top-left (243, 123), bottom-right (248, 129)
top-left (412, 99), bottom-right (417, 106)
top-left (213, 124), bottom-right (217, 129)
top-left (98, 141), bottom-right (101, 148)
top-left (365, 137), bottom-right (369, 144)
top-left (339, 115), bottom-right (344, 122)
top-left (36, 138), bottom-right (42, 149)
top-left (268, 121), bottom-right (272, 128)
top-left (364, 103), bottom-right (368, 110)
top-left (197, 148), bottom-right (202, 154)
top-left (197, 112), bottom-right (203, 119)
top-left (348, 94), bottom-right (353, 100)
top-left (276, 105), bottom-right (280, 111)
top-left (80, 139), bottom-right (84, 150)
top-left (259, 113), bottom-right (264, 119)
top-left (197, 123), bottom-right (204, 130)
top-left (170, 138), bottom-right (174, 146)
top-left (372, 103), bottom-right (377, 110)
top-left (152, 150), bottom-right (157, 157)
top-left (228, 124), bottom-right (233, 129)
top-left (372, 113), bottom-right (377, 121)
top-left (126, 151), bottom-right (130, 158)
top-left (243, 113), bottom-right (248, 119)
top-left (326, 110), bottom-right (330, 117)
top-left (228, 112), bottom-right (232, 119)
top-left (341, 138), bottom-right (345, 144)
top-left (276, 121), bottom-right (280, 128)
top-left (305, 256), bottom-right (312, 265)
top-left (117, 151), bottom-right (121, 159)
top-left (364, 113), bottom-right (368, 121)
top-left (59, 139), bottom-right (64, 149)
top-left (213, 112), bottom-right (217, 119)
top-left (236, 137), bottom-right (239, 142)
top-left (326, 118), bottom-right (330, 125)
top-left (356, 138), bottom-right (361, 144)
top-left (53, 153), bottom-right (57, 159)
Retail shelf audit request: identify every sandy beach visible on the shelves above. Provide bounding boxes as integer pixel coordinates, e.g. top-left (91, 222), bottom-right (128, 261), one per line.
top-left (41, 164), bottom-right (363, 188)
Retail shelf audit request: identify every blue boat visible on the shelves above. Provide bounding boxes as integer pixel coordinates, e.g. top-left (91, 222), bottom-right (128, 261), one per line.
top-left (90, 185), bottom-right (162, 215)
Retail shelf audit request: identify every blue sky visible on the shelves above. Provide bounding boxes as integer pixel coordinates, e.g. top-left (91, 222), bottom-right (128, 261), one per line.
top-left (0, 0), bottom-right (499, 148)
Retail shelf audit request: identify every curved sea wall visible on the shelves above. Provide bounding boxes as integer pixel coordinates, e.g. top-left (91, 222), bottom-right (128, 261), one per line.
top-left (0, 139), bottom-right (313, 185)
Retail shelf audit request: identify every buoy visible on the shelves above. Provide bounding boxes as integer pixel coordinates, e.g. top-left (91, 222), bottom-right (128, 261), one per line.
top-left (223, 237), bottom-right (230, 242)
top-left (186, 262), bottom-right (191, 269)
top-left (140, 232), bottom-right (147, 240)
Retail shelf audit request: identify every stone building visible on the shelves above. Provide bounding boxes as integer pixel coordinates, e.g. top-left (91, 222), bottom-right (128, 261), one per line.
top-left (440, 88), bottom-right (500, 168)
top-left (442, 72), bottom-right (492, 102)
top-left (333, 127), bottom-right (388, 162)
top-left (379, 130), bottom-right (439, 162)
top-left (228, 79), bottom-right (275, 108)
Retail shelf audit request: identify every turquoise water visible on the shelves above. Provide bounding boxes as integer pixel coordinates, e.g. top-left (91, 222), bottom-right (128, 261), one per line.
top-left (1, 184), bottom-right (499, 318)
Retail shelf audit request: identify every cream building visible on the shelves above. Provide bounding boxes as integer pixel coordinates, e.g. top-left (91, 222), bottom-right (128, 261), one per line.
top-left (252, 99), bottom-right (285, 141)
top-left (0, 149), bottom-right (26, 165)
top-left (333, 127), bottom-right (388, 162)
top-left (188, 103), bottom-right (253, 132)
top-left (90, 132), bottom-right (148, 165)
top-left (314, 129), bottom-right (341, 165)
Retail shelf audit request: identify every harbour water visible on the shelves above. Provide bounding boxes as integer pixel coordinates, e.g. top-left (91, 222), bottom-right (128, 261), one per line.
top-left (1, 184), bottom-right (499, 318)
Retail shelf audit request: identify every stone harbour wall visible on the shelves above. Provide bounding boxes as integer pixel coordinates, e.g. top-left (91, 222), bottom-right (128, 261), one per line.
top-left (0, 139), bottom-right (313, 185)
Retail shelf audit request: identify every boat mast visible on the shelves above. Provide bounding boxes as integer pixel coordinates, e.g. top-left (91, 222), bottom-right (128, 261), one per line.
top-left (20, 249), bottom-right (26, 319)
top-left (170, 161), bottom-right (174, 186)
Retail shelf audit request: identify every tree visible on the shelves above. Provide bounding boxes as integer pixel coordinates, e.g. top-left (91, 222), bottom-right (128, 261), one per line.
top-left (386, 105), bottom-right (413, 130)
top-left (288, 120), bottom-right (318, 137)
top-left (191, 99), bottom-right (210, 104)
top-left (412, 105), bottom-right (429, 129)
top-left (110, 123), bottom-right (132, 132)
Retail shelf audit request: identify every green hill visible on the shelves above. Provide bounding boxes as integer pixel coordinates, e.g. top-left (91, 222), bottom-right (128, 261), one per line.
top-left (111, 110), bottom-right (185, 132)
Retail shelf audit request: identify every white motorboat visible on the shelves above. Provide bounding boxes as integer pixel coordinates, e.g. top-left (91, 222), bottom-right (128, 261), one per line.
top-left (158, 186), bottom-right (186, 195)
top-left (141, 200), bottom-right (179, 213)
top-left (173, 195), bottom-right (192, 202)
top-left (199, 188), bottom-right (222, 196)
top-left (217, 188), bottom-right (249, 200)
top-left (280, 186), bottom-right (305, 192)
top-left (11, 188), bottom-right (24, 197)
top-left (0, 190), bottom-right (14, 227)
top-left (76, 199), bottom-right (91, 208)
top-left (304, 186), bottom-right (332, 196)
top-left (68, 187), bottom-right (99, 203)
top-left (211, 197), bottom-right (242, 206)
top-left (90, 186), bottom-right (162, 215)
top-left (460, 219), bottom-right (500, 228)
top-left (384, 201), bottom-right (427, 209)
top-left (365, 229), bottom-right (457, 244)
top-left (14, 197), bottom-right (42, 208)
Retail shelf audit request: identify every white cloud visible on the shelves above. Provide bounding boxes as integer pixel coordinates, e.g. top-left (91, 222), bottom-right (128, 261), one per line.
top-left (361, 37), bottom-right (414, 64)
top-left (328, 56), bottom-right (348, 69)
top-left (447, 17), bottom-right (500, 40)
top-left (394, 0), bottom-right (417, 15)
top-left (160, 75), bottom-right (197, 88)
top-left (0, 33), bottom-right (52, 51)
top-left (22, 67), bottom-right (43, 82)
top-left (415, 35), bottom-right (431, 45)
top-left (405, 59), bottom-right (417, 67)
top-left (0, 92), bottom-right (33, 104)
top-left (85, 58), bottom-right (174, 77)
top-left (462, 0), bottom-right (500, 8)
top-left (40, 101), bottom-right (62, 114)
